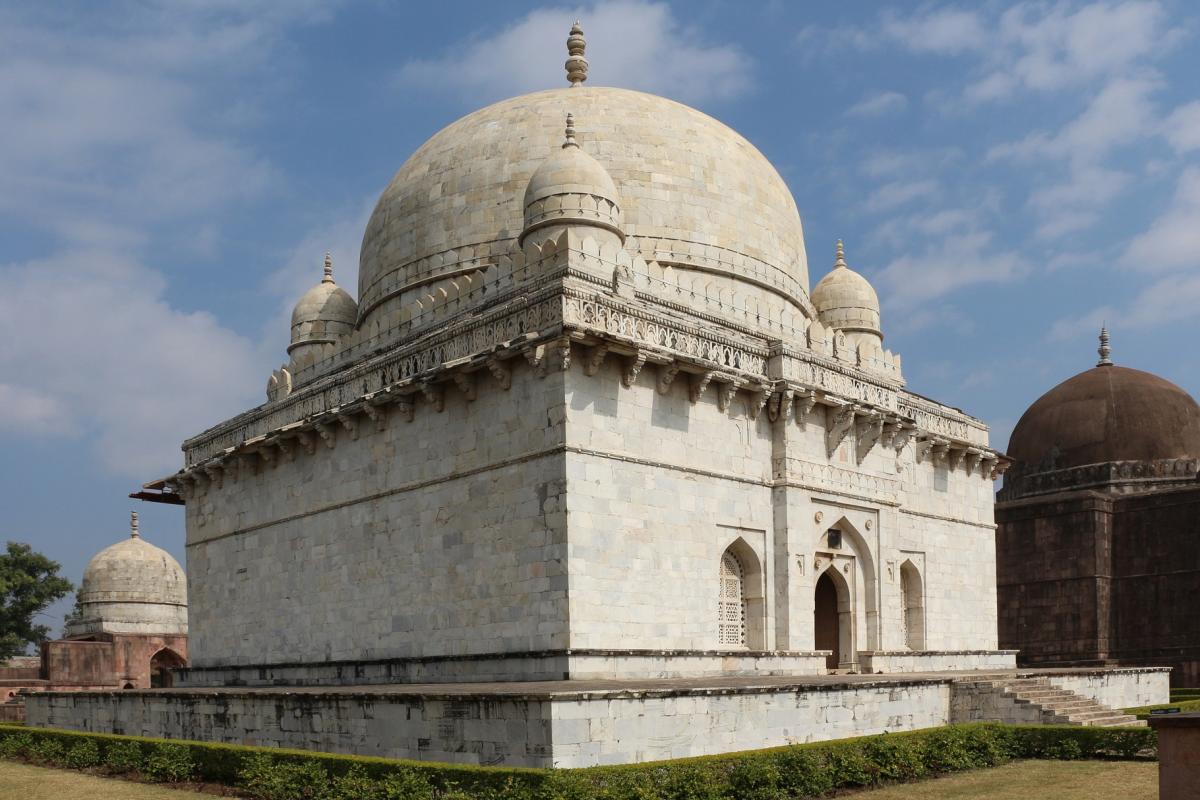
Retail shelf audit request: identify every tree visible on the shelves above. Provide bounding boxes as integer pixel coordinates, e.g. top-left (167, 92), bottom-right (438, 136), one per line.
top-left (0, 542), bottom-right (73, 660)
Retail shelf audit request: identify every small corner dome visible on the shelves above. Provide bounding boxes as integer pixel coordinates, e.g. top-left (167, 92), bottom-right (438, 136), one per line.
top-left (521, 113), bottom-right (622, 244)
top-left (79, 524), bottom-right (186, 608)
top-left (289, 253), bottom-right (358, 352)
top-left (811, 241), bottom-right (881, 337)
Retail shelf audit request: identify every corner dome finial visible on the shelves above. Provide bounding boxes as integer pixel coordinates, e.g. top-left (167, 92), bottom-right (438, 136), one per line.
top-left (563, 112), bottom-right (578, 149)
top-left (1097, 325), bottom-right (1113, 367)
top-left (322, 251), bottom-right (334, 284)
top-left (834, 239), bottom-right (847, 269)
top-left (566, 20), bottom-right (588, 86)
top-left (130, 510), bottom-right (140, 539)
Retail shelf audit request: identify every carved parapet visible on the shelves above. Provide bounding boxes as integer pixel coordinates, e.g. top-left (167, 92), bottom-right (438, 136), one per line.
top-left (825, 404), bottom-right (856, 455)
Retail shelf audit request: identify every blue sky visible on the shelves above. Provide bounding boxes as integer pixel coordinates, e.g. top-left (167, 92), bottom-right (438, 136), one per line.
top-left (3, 1), bottom-right (1198, 637)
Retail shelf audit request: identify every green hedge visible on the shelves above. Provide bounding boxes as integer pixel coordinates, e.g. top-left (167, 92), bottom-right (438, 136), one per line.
top-left (0, 722), bottom-right (1155, 800)
top-left (1169, 688), bottom-right (1200, 702)
top-left (1125, 698), bottom-right (1200, 720)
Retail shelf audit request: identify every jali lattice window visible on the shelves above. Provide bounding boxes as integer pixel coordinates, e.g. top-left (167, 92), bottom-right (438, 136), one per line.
top-left (718, 551), bottom-right (747, 647)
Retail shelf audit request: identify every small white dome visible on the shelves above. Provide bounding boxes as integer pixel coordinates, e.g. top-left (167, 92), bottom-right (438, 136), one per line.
top-left (289, 253), bottom-right (358, 354)
top-left (68, 512), bottom-right (187, 637)
top-left (812, 241), bottom-right (882, 339)
top-left (520, 113), bottom-right (622, 245)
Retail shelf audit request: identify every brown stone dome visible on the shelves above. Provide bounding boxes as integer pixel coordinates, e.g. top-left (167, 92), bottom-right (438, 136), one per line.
top-left (1007, 365), bottom-right (1200, 472)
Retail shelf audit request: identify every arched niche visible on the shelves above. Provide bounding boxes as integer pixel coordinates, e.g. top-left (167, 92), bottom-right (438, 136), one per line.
top-left (718, 536), bottom-right (766, 650)
top-left (900, 560), bottom-right (926, 650)
top-left (149, 647), bottom-right (187, 689)
top-left (819, 514), bottom-right (880, 652)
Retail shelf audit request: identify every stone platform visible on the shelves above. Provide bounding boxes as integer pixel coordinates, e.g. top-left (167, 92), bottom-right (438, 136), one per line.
top-left (27, 667), bottom-right (1167, 768)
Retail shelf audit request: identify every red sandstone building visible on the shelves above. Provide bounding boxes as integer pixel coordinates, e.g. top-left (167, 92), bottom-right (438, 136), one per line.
top-left (996, 330), bottom-right (1200, 686)
top-left (0, 513), bottom-right (187, 718)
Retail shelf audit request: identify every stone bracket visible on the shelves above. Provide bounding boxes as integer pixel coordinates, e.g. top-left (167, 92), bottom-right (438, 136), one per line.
top-left (452, 372), bottom-right (476, 402)
top-left (748, 385), bottom-right (771, 420)
top-left (486, 356), bottom-right (512, 390)
top-left (584, 343), bottom-right (609, 376)
top-left (657, 362), bottom-right (681, 395)
top-left (420, 382), bottom-right (445, 413)
top-left (525, 344), bottom-right (548, 378)
top-left (855, 413), bottom-right (885, 463)
top-left (825, 404), bottom-right (856, 456)
top-left (689, 370), bottom-right (715, 404)
top-left (717, 378), bottom-right (743, 412)
top-left (622, 350), bottom-right (647, 388)
top-left (336, 413), bottom-right (359, 440)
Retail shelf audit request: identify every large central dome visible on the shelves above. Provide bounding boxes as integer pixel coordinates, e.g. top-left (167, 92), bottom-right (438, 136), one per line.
top-left (358, 86), bottom-right (810, 325)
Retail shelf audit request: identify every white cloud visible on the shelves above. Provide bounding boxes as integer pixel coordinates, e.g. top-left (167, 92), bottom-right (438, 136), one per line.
top-left (1121, 167), bottom-right (1200, 272)
top-left (395, 1), bottom-right (751, 105)
top-left (1050, 271), bottom-right (1200, 341)
top-left (847, 91), bottom-right (908, 118)
top-left (865, 179), bottom-right (938, 213)
top-left (0, 4), bottom-right (336, 478)
top-left (0, 251), bottom-right (263, 479)
top-left (1163, 100), bottom-right (1200, 153)
top-left (877, 231), bottom-right (1028, 312)
top-left (880, 9), bottom-right (988, 55)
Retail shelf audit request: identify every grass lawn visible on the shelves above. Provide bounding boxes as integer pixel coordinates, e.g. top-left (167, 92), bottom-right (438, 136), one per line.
top-left (0, 758), bottom-right (1157, 800)
top-left (0, 760), bottom-right (216, 798)
top-left (851, 759), bottom-right (1157, 799)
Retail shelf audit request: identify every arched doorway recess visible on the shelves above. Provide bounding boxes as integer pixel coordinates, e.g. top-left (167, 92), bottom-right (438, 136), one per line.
top-left (814, 567), bottom-right (853, 670)
top-left (149, 648), bottom-right (186, 689)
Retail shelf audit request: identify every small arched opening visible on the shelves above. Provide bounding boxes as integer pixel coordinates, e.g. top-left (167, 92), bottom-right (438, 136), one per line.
top-left (900, 560), bottom-right (925, 650)
top-left (717, 538), bottom-right (766, 650)
top-left (149, 648), bottom-right (187, 689)
top-left (814, 567), bottom-right (853, 670)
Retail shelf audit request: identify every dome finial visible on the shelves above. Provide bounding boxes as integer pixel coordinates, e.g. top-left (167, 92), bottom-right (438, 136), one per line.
top-left (565, 20), bottom-right (588, 86)
top-left (322, 251), bottom-right (334, 284)
top-left (1097, 325), bottom-right (1113, 367)
top-left (130, 510), bottom-right (140, 539)
top-left (563, 112), bottom-right (578, 149)
top-left (834, 239), bottom-right (847, 269)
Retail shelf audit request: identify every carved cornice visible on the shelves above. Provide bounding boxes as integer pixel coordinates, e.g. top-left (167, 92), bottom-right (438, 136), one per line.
top-left (179, 279), bottom-right (996, 485)
top-left (998, 457), bottom-right (1200, 501)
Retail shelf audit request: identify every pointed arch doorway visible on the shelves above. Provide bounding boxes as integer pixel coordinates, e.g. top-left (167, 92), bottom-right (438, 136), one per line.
top-left (814, 568), bottom-right (852, 670)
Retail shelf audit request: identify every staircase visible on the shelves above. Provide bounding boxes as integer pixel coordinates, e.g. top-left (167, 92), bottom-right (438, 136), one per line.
top-left (951, 674), bottom-right (1144, 727)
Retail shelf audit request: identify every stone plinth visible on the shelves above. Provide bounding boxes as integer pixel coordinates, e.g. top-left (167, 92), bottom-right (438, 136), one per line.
top-left (1149, 712), bottom-right (1200, 800)
top-left (28, 667), bottom-right (1166, 768)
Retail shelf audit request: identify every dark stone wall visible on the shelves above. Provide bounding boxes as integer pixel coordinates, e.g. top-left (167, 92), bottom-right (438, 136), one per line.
top-left (1111, 487), bottom-right (1200, 686)
top-left (997, 484), bottom-right (1200, 686)
top-left (996, 492), bottom-right (1113, 664)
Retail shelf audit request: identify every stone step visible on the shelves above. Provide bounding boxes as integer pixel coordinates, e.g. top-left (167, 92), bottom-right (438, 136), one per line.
top-left (1012, 690), bottom-right (1075, 702)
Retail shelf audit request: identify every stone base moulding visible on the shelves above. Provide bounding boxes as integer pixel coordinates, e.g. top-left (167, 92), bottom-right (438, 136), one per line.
top-left (27, 667), bottom-right (1167, 769)
top-left (856, 650), bottom-right (1019, 674)
top-left (175, 650), bottom-right (833, 687)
